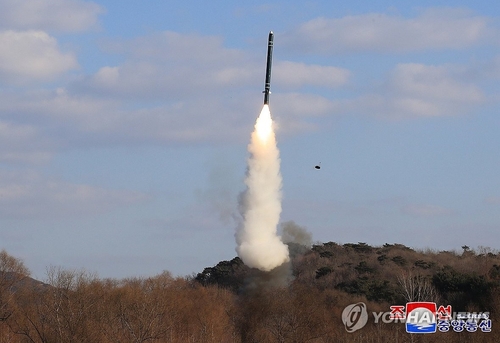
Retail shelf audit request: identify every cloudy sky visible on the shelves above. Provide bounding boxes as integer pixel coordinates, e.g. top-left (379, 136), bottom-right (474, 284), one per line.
top-left (1, 0), bottom-right (499, 279)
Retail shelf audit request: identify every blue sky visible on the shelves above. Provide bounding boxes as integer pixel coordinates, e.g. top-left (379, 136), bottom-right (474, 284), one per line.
top-left (0, 0), bottom-right (499, 279)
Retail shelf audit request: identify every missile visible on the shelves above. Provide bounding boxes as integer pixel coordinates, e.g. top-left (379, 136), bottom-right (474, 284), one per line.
top-left (263, 31), bottom-right (273, 105)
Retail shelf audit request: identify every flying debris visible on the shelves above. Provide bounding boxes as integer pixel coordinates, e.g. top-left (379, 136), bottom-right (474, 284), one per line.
top-left (314, 162), bottom-right (321, 170)
top-left (263, 31), bottom-right (273, 105)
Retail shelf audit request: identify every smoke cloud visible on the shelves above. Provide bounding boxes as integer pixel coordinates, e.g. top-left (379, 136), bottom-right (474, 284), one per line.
top-left (281, 220), bottom-right (313, 259)
top-left (235, 105), bottom-right (289, 271)
top-left (281, 220), bottom-right (312, 247)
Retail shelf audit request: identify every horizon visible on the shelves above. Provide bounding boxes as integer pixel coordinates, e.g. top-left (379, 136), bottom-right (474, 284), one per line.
top-left (4, 240), bottom-right (498, 280)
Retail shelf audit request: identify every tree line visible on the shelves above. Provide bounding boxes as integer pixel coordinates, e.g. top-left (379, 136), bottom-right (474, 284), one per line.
top-left (0, 242), bottom-right (499, 342)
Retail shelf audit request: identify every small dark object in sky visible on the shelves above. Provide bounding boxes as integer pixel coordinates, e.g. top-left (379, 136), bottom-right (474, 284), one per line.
top-left (314, 163), bottom-right (321, 170)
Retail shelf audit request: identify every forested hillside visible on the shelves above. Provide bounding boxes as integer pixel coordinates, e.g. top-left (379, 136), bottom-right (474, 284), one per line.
top-left (0, 243), bottom-right (499, 342)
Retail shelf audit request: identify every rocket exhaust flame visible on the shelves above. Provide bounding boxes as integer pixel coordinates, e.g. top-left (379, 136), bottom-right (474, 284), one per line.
top-left (236, 105), bottom-right (289, 271)
top-left (255, 105), bottom-right (273, 142)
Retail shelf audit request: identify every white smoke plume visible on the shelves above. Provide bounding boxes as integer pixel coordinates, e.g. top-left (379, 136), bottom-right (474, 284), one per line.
top-left (236, 105), bottom-right (289, 271)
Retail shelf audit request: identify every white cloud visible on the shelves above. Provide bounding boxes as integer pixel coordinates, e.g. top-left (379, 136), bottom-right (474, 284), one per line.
top-left (0, 170), bottom-right (148, 219)
top-left (273, 61), bottom-right (350, 89)
top-left (83, 31), bottom-right (255, 100)
top-left (0, 88), bottom-right (118, 134)
top-left (0, 30), bottom-right (78, 82)
top-left (0, 87), bottom-right (256, 146)
top-left (1, 87), bottom-right (337, 148)
top-left (11, 88), bottom-right (121, 132)
top-left (59, 31), bottom-right (351, 144)
top-left (83, 33), bottom-right (353, 101)
top-left (391, 63), bottom-right (483, 103)
top-left (118, 31), bottom-right (243, 63)
top-left (0, 120), bottom-right (52, 164)
top-left (283, 8), bottom-right (490, 54)
top-left (4, 25), bottom-right (489, 156)
top-left (351, 62), bottom-right (485, 118)
top-left (0, 0), bottom-right (104, 32)
top-left (272, 93), bottom-right (340, 134)
top-left (274, 93), bottom-right (338, 117)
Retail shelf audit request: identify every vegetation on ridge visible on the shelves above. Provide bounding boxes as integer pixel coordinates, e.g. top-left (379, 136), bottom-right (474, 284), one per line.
top-left (0, 243), bottom-right (499, 342)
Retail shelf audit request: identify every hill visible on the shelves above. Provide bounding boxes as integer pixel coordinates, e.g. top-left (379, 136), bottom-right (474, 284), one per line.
top-left (197, 242), bottom-right (500, 308)
top-left (0, 243), bottom-right (499, 342)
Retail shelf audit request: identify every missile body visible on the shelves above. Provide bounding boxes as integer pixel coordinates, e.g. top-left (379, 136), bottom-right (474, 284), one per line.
top-left (263, 31), bottom-right (273, 105)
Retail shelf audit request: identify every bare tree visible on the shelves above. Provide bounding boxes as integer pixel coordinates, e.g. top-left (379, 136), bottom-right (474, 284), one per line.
top-left (397, 269), bottom-right (439, 303)
top-left (0, 250), bottom-right (30, 322)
